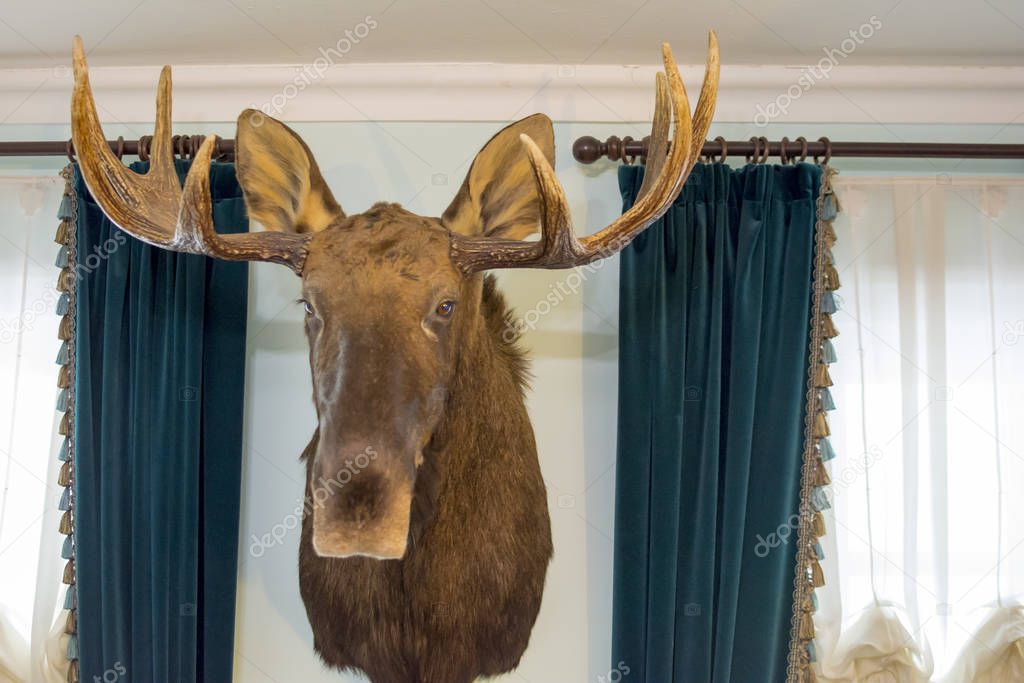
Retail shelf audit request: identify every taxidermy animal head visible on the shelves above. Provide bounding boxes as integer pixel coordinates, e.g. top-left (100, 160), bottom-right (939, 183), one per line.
top-left (70, 35), bottom-right (719, 562)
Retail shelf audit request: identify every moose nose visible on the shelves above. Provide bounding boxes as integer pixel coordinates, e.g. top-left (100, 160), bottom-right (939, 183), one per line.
top-left (310, 451), bottom-right (413, 560)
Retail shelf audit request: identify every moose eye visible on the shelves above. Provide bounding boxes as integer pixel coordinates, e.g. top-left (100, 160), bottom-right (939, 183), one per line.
top-left (435, 300), bottom-right (456, 318)
top-left (299, 299), bottom-right (315, 316)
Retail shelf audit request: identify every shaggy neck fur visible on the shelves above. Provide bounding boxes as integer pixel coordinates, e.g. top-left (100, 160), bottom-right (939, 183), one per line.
top-left (298, 274), bottom-right (551, 683)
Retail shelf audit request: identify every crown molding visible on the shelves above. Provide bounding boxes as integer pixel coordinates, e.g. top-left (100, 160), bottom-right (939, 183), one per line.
top-left (2, 62), bottom-right (1022, 126)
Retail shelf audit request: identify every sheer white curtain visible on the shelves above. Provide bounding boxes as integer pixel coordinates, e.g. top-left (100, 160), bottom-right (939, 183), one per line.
top-left (0, 176), bottom-right (68, 683)
top-left (815, 176), bottom-right (1024, 683)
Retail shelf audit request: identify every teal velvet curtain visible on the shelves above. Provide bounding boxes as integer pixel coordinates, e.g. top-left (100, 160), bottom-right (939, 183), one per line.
top-left (613, 162), bottom-right (821, 682)
top-left (74, 160), bottom-right (249, 682)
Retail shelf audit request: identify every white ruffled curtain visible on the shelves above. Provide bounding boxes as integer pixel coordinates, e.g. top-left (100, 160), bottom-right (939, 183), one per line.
top-left (815, 176), bottom-right (1024, 683)
top-left (0, 176), bottom-right (69, 683)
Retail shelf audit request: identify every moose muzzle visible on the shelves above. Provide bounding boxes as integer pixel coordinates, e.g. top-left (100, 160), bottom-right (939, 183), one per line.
top-left (310, 442), bottom-right (414, 560)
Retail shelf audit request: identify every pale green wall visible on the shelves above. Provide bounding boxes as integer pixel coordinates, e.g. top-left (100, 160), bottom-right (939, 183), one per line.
top-left (4, 120), bottom-right (1021, 682)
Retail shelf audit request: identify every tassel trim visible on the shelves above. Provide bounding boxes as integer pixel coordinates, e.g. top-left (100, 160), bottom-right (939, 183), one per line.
top-left (787, 166), bottom-right (841, 683)
top-left (56, 165), bottom-right (78, 680)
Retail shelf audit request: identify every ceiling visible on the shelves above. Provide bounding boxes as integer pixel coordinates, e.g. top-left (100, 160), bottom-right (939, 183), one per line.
top-left (1, 0), bottom-right (1022, 69)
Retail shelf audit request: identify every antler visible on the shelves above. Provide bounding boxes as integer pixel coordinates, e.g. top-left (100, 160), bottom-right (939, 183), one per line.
top-left (450, 33), bottom-right (719, 272)
top-left (71, 36), bottom-right (310, 274)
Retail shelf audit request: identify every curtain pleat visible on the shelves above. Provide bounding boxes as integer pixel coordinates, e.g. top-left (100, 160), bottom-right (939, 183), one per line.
top-left (613, 162), bottom-right (821, 682)
top-left (73, 160), bottom-right (248, 683)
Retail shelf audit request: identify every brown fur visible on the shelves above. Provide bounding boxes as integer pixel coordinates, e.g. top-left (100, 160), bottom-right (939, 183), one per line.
top-left (298, 274), bottom-right (550, 683)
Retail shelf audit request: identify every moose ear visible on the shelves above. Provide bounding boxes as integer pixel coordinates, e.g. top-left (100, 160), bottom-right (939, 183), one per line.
top-left (235, 109), bottom-right (344, 234)
top-left (442, 113), bottom-right (554, 239)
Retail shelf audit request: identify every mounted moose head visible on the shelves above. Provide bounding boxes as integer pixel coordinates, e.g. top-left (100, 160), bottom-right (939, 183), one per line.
top-left (71, 34), bottom-right (719, 683)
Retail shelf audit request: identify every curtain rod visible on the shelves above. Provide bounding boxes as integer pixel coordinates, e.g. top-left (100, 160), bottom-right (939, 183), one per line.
top-left (1, 136), bottom-right (1023, 163)
top-left (572, 136), bottom-right (1024, 164)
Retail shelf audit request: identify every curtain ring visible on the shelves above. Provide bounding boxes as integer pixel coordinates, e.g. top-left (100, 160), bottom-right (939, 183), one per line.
top-left (779, 136), bottom-right (790, 165)
top-left (746, 136), bottom-right (761, 164)
top-left (815, 136), bottom-right (832, 166)
top-left (639, 134), bottom-right (652, 165)
top-left (712, 136), bottom-right (727, 164)
top-left (795, 136), bottom-right (809, 163)
top-left (138, 135), bottom-right (151, 162)
top-left (621, 136), bottom-right (636, 165)
top-left (699, 140), bottom-right (711, 164)
top-left (65, 138), bottom-right (76, 163)
top-left (758, 136), bottom-right (770, 164)
top-left (193, 135), bottom-right (205, 160)
top-left (114, 135), bottom-right (125, 161)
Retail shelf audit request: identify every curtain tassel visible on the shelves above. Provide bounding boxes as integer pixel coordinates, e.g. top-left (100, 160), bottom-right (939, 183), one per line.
top-left (57, 194), bottom-right (73, 220)
top-left (67, 659), bottom-right (79, 683)
top-left (55, 218), bottom-right (72, 245)
top-left (57, 364), bottom-right (71, 389)
top-left (811, 487), bottom-right (831, 511)
top-left (819, 437), bottom-right (836, 462)
top-left (60, 509), bottom-right (73, 535)
top-left (821, 314), bottom-right (839, 339)
top-left (65, 635), bottom-right (78, 660)
top-left (58, 315), bottom-right (73, 341)
top-left (810, 559), bottom-right (825, 587)
top-left (800, 609), bottom-right (816, 639)
top-left (56, 340), bottom-right (70, 365)
top-left (821, 290), bottom-right (837, 314)
top-left (813, 410), bottom-right (831, 438)
top-left (62, 559), bottom-right (75, 584)
top-left (812, 458), bottom-right (831, 487)
top-left (61, 534), bottom-right (74, 560)
top-left (825, 263), bottom-right (841, 290)
top-left (65, 609), bottom-right (77, 634)
top-left (56, 387), bottom-right (70, 412)
top-left (819, 387), bottom-right (836, 411)
top-left (813, 511), bottom-right (826, 538)
top-left (58, 460), bottom-right (72, 487)
top-left (56, 291), bottom-right (70, 316)
top-left (814, 363), bottom-right (833, 388)
top-left (63, 585), bottom-right (76, 610)
top-left (821, 339), bottom-right (837, 364)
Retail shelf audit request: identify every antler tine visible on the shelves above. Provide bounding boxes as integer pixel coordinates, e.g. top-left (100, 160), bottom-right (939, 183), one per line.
top-left (71, 36), bottom-right (178, 242)
top-left (71, 36), bottom-right (311, 274)
top-left (177, 135), bottom-right (311, 271)
top-left (147, 65), bottom-right (181, 195)
top-left (689, 31), bottom-right (720, 160)
top-left (448, 36), bottom-right (720, 272)
top-left (450, 35), bottom-right (719, 273)
top-left (579, 41), bottom-right (694, 257)
top-left (636, 71), bottom-right (670, 200)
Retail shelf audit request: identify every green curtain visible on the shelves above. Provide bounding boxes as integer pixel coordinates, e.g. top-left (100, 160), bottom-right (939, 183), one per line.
top-left (613, 162), bottom-right (821, 682)
top-left (74, 160), bottom-right (249, 682)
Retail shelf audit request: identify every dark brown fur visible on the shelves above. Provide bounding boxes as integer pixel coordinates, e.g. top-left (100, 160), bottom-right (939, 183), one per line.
top-left (298, 274), bottom-right (551, 683)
